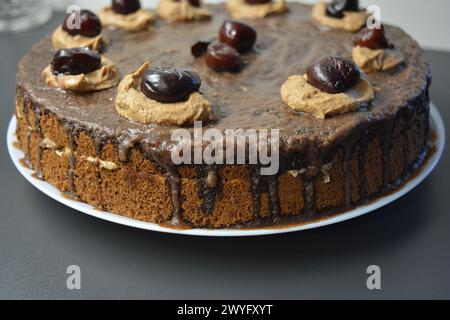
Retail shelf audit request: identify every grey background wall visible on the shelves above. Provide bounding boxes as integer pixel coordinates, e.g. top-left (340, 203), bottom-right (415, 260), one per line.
top-left (59, 0), bottom-right (450, 51)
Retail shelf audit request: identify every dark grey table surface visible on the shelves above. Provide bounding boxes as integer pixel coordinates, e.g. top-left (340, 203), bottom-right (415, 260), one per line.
top-left (1, 15), bottom-right (449, 300)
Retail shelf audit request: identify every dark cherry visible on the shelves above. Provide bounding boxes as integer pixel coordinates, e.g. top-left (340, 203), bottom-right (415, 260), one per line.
top-left (188, 0), bottom-right (201, 7)
top-left (325, 0), bottom-right (359, 19)
top-left (219, 20), bottom-right (257, 53)
top-left (140, 67), bottom-right (201, 103)
top-left (174, 0), bottom-right (201, 8)
top-left (306, 57), bottom-right (360, 94)
top-left (62, 9), bottom-right (102, 38)
top-left (353, 26), bottom-right (391, 50)
top-left (205, 41), bottom-right (242, 72)
top-left (112, 0), bottom-right (141, 15)
top-left (51, 48), bottom-right (102, 76)
top-left (244, 0), bottom-right (272, 4)
top-left (191, 40), bottom-right (211, 57)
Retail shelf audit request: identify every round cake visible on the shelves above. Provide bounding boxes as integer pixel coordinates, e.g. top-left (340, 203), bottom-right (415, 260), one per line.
top-left (15, 2), bottom-right (431, 229)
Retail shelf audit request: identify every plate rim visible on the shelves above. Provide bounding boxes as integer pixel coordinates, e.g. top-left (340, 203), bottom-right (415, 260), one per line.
top-left (7, 103), bottom-right (446, 237)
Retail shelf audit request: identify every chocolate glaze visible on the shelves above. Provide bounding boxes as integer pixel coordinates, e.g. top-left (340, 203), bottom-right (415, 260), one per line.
top-left (16, 4), bottom-right (432, 227)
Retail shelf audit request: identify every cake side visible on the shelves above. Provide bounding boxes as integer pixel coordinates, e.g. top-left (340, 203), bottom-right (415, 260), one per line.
top-left (15, 83), bottom-right (430, 228)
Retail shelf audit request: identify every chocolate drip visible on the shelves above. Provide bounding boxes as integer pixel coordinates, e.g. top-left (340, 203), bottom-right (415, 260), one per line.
top-left (140, 140), bottom-right (183, 225)
top-left (22, 94), bottom-right (32, 169)
top-left (93, 136), bottom-right (104, 209)
top-left (199, 166), bottom-right (221, 215)
top-left (117, 135), bottom-right (134, 163)
top-left (32, 102), bottom-right (43, 179)
top-left (302, 175), bottom-right (315, 216)
top-left (302, 147), bottom-right (321, 216)
top-left (117, 131), bottom-right (148, 162)
top-left (382, 118), bottom-right (395, 190)
top-left (358, 130), bottom-right (369, 200)
top-left (343, 146), bottom-right (352, 206)
top-left (167, 169), bottom-right (182, 224)
top-left (267, 175), bottom-right (280, 219)
top-left (249, 166), bottom-right (263, 220)
top-left (206, 167), bottom-right (218, 188)
top-left (401, 107), bottom-right (413, 177)
top-left (63, 123), bottom-right (78, 199)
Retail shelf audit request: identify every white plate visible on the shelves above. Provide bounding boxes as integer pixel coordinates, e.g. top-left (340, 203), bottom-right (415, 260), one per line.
top-left (7, 104), bottom-right (446, 237)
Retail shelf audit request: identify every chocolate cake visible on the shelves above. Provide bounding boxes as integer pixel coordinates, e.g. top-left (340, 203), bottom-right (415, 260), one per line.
top-left (15, 3), bottom-right (431, 229)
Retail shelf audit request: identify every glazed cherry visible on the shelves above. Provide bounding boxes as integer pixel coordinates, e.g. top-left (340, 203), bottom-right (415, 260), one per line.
top-left (205, 41), bottom-right (242, 72)
top-left (51, 48), bottom-right (102, 76)
top-left (112, 0), bottom-right (141, 15)
top-left (140, 67), bottom-right (201, 103)
top-left (219, 20), bottom-right (257, 53)
top-left (306, 57), bottom-right (360, 94)
top-left (174, 0), bottom-right (200, 8)
top-left (62, 9), bottom-right (102, 38)
top-left (325, 0), bottom-right (359, 19)
top-left (353, 26), bottom-right (391, 50)
top-left (191, 40), bottom-right (211, 57)
top-left (244, 0), bottom-right (272, 4)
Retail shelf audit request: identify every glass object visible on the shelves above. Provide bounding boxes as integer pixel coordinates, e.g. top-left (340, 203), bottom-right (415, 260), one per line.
top-left (0, 0), bottom-right (52, 32)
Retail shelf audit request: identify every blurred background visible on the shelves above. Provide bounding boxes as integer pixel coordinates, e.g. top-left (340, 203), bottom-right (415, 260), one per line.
top-left (32, 0), bottom-right (450, 51)
top-left (1, 0), bottom-right (450, 50)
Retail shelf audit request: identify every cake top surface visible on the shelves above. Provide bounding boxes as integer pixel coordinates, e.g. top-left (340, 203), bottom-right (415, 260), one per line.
top-left (17, 3), bottom-right (430, 154)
